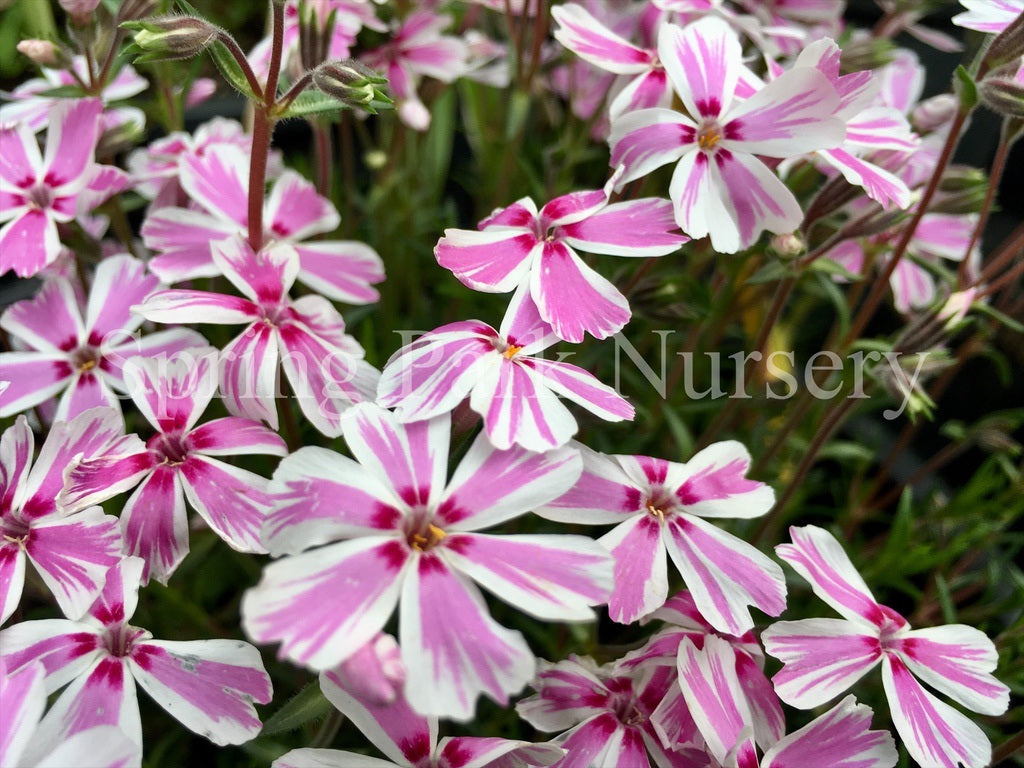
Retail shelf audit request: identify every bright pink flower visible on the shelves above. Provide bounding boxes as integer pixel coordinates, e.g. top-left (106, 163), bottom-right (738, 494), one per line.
top-left (609, 17), bottom-right (845, 252)
top-left (0, 99), bottom-right (127, 278)
top-left (677, 635), bottom-right (898, 768)
top-left (0, 254), bottom-right (204, 421)
top-left (141, 144), bottom-right (384, 305)
top-left (435, 174), bottom-right (686, 342)
top-left (619, 591), bottom-right (785, 751)
top-left (537, 442), bottom-right (785, 633)
top-left (0, 409), bottom-right (136, 625)
top-left (0, 659), bottom-right (140, 768)
top-left (552, 4), bottom-right (672, 119)
top-left (0, 558), bottom-right (273, 750)
top-left (274, 664), bottom-right (563, 768)
top-left (763, 525), bottom-right (1010, 768)
top-left (378, 284), bottom-right (634, 452)
top-left (242, 404), bottom-right (611, 719)
top-left (953, 0), bottom-right (1024, 33)
top-left (361, 10), bottom-right (469, 130)
top-left (0, 57), bottom-right (147, 135)
top-left (59, 351), bottom-right (287, 584)
top-left (517, 655), bottom-right (699, 768)
top-left (137, 238), bottom-right (379, 437)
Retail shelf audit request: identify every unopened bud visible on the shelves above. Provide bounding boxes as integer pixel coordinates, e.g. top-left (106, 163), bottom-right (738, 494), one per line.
top-left (312, 59), bottom-right (391, 112)
top-left (769, 232), bottom-right (805, 259)
top-left (117, 0), bottom-right (159, 23)
top-left (839, 36), bottom-right (895, 72)
top-left (16, 39), bottom-right (60, 67)
top-left (985, 11), bottom-right (1024, 68)
top-left (979, 61), bottom-right (1024, 118)
top-left (913, 94), bottom-right (958, 133)
top-left (933, 167), bottom-right (988, 214)
top-left (122, 14), bottom-right (221, 62)
top-left (59, 0), bottom-right (99, 24)
top-left (938, 288), bottom-right (978, 330)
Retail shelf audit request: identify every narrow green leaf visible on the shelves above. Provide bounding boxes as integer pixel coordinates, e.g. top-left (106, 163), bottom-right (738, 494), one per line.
top-left (261, 681), bottom-right (333, 736)
top-left (954, 64), bottom-right (979, 110)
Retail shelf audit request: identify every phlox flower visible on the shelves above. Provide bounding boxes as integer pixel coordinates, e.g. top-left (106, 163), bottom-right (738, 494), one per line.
top-left (827, 212), bottom-right (979, 313)
top-left (953, 1), bottom-right (1024, 34)
top-left (361, 10), bottom-right (469, 131)
top-left (0, 57), bottom-right (146, 135)
top-left (378, 284), bottom-right (634, 452)
top-left (762, 525), bottom-right (1010, 768)
top-left (0, 99), bottom-right (127, 278)
top-left (59, 351), bottom-right (287, 585)
top-left (435, 173), bottom-right (686, 342)
top-left (0, 660), bottom-right (139, 768)
top-left (141, 144), bottom-right (384, 305)
top-left (676, 634), bottom-right (898, 768)
top-left (552, 3), bottom-right (672, 120)
top-left (609, 16), bottom-right (845, 253)
top-left (0, 558), bottom-right (273, 751)
top-left (242, 403), bottom-right (612, 720)
top-left (0, 409), bottom-right (137, 625)
top-left (618, 591), bottom-right (785, 751)
top-left (275, 663), bottom-right (563, 768)
top-left (136, 237), bottom-right (379, 437)
top-left (536, 441), bottom-right (785, 633)
top-left (0, 254), bottom-right (204, 421)
top-left (516, 654), bottom-right (700, 768)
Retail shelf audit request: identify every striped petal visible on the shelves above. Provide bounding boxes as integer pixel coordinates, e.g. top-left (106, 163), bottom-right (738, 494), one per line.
top-left (599, 515), bottom-right (667, 625)
top-left (179, 455), bottom-right (270, 554)
top-left (435, 228), bottom-right (538, 293)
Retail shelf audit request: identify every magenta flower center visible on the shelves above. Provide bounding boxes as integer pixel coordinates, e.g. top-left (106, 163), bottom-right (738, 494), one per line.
top-left (403, 510), bottom-right (447, 552)
top-left (70, 345), bottom-right (101, 373)
top-left (26, 183), bottom-right (54, 210)
top-left (644, 486), bottom-right (678, 520)
top-left (697, 119), bottom-right (723, 151)
top-left (608, 678), bottom-right (646, 726)
top-left (149, 431), bottom-right (190, 465)
top-left (1, 515), bottom-right (31, 545)
top-left (105, 624), bottom-right (146, 657)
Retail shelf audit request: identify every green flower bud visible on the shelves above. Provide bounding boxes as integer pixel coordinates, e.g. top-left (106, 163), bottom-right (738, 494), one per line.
top-left (312, 59), bottom-right (392, 113)
top-left (122, 14), bottom-right (221, 62)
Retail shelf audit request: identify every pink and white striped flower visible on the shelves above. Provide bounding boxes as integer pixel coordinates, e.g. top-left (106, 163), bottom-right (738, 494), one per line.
top-left (435, 174), bottom-right (686, 342)
top-left (361, 9), bottom-right (469, 130)
top-left (0, 409), bottom-right (136, 625)
top-left (0, 57), bottom-right (147, 134)
top-left (0, 254), bottom-right (204, 421)
top-left (516, 655), bottom-right (700, 768)
top-left (762, 525), bottom-right (1010, 768)
top-left (0, 558), bottom-right (273, 751)
top-left (619, 591), bottom-right (785, 751)
top-left (141, 144), bottom-right (384, 305)
top-left (242, 403), bottom-right (611, 719)
top-left (953, 1), bottom-right (1024, 34)
top-left (378, 284), bottom-right (634, 452)
top-left (537, 442), bottom-right (784, 633)
top-left (59, 351), bottom-right (287, 584)
top-left (0, 659), bottom-right (140, 768)
top-left (0, 99), bottom-right (127, 278)
top-left (609, 17), bottom-right (845, 253)
top-left (552, 4), bottom-right (672, 120)
top-left (677, 634), bottom-right (898, 768)
top-left (136, 237), bottom-right (379, 437)
top-left (274, 663), bottom-right (563, 768)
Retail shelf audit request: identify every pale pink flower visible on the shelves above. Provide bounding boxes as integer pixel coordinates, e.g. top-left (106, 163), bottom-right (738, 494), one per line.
top-left (763, 525), bottom-right (1010, 768)
top-left (59, 351), bottom-right (287, 584)
top-left (537, 442), bottom-right (785, 633)
top-left (0, 409), bottom-right (137, 625)
top-left (0, 558), bottom-right (273, 751)
top-left (435, 174), bottom-right (686, 342)
top-left (552, 4), bottom-right (673, 119)
top-left (361, 10), bottom-right (469, 130)
top-left (516, 655), bottom-right (700, 768)
top-left (330, 632), bottom-right (406, 706)
top-left (953, 0), bottom-right (1024, 33)
top-left (242, 403), bottom-right (611, 719)
top-left (609, 17), bottom-right (845, 253)
top-left (0, 58), bottom-right (147, 135)
top-left (0, 99), bottom-right (128, 278)
top-left (0, 659), bottom-right (140, 768)
top-left (136, 238), bottom-right (379, 437)
top-left (141, 144), bottom-right (384, 305)
top-left (677, 635), bottom-right (898, 768)
top-left (274, 664), bottom-right (563, 768)
top-left (0, 254), bottom-right (204, 421)
top-left (378, 284), bottom-right (634, 452)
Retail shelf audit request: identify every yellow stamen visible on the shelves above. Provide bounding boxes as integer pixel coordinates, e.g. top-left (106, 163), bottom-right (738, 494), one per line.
top-left (646, 503), bottom-right (665, 520)
top-left (503, 345), bottom-right (522, 360)
top-left (698, 130), bottom-right (721, 150)
top-left (79, 359), bottom-right (97, 372)
top-left (411, 524), bottom-right (447, 551)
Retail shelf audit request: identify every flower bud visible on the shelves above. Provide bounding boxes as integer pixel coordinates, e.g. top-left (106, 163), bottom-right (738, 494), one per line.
top-left (938, 288), bottom-right (978, 330)
top-left (16, 39), bottom-right (61, 67)
top-left (985, 11), bottom-right (1024, 68)
top-left (913, 94), bottom-right (958, 133)
top-left (117, 0), bottom-right (160, 23)
top-left (979, 61), bottom-right (1024, 118)
top-left (122, 14), bottom-right (221, 62)
top-left (933, 167), bottom-right (988, 215)
top-left (312, 59), bottom-right (391, 112)
top-left (59, 0), bottom-right (100, 23)
top-left (769, 232), bottom-right (805, 259)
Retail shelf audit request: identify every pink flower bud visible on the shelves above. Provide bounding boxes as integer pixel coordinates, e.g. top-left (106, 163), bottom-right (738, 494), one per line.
top-left (16, 39), bottom-right (59, 67)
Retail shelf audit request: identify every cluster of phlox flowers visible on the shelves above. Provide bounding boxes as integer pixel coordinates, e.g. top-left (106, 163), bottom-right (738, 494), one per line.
top-left (0, 1), bottom-right (1017, 767)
